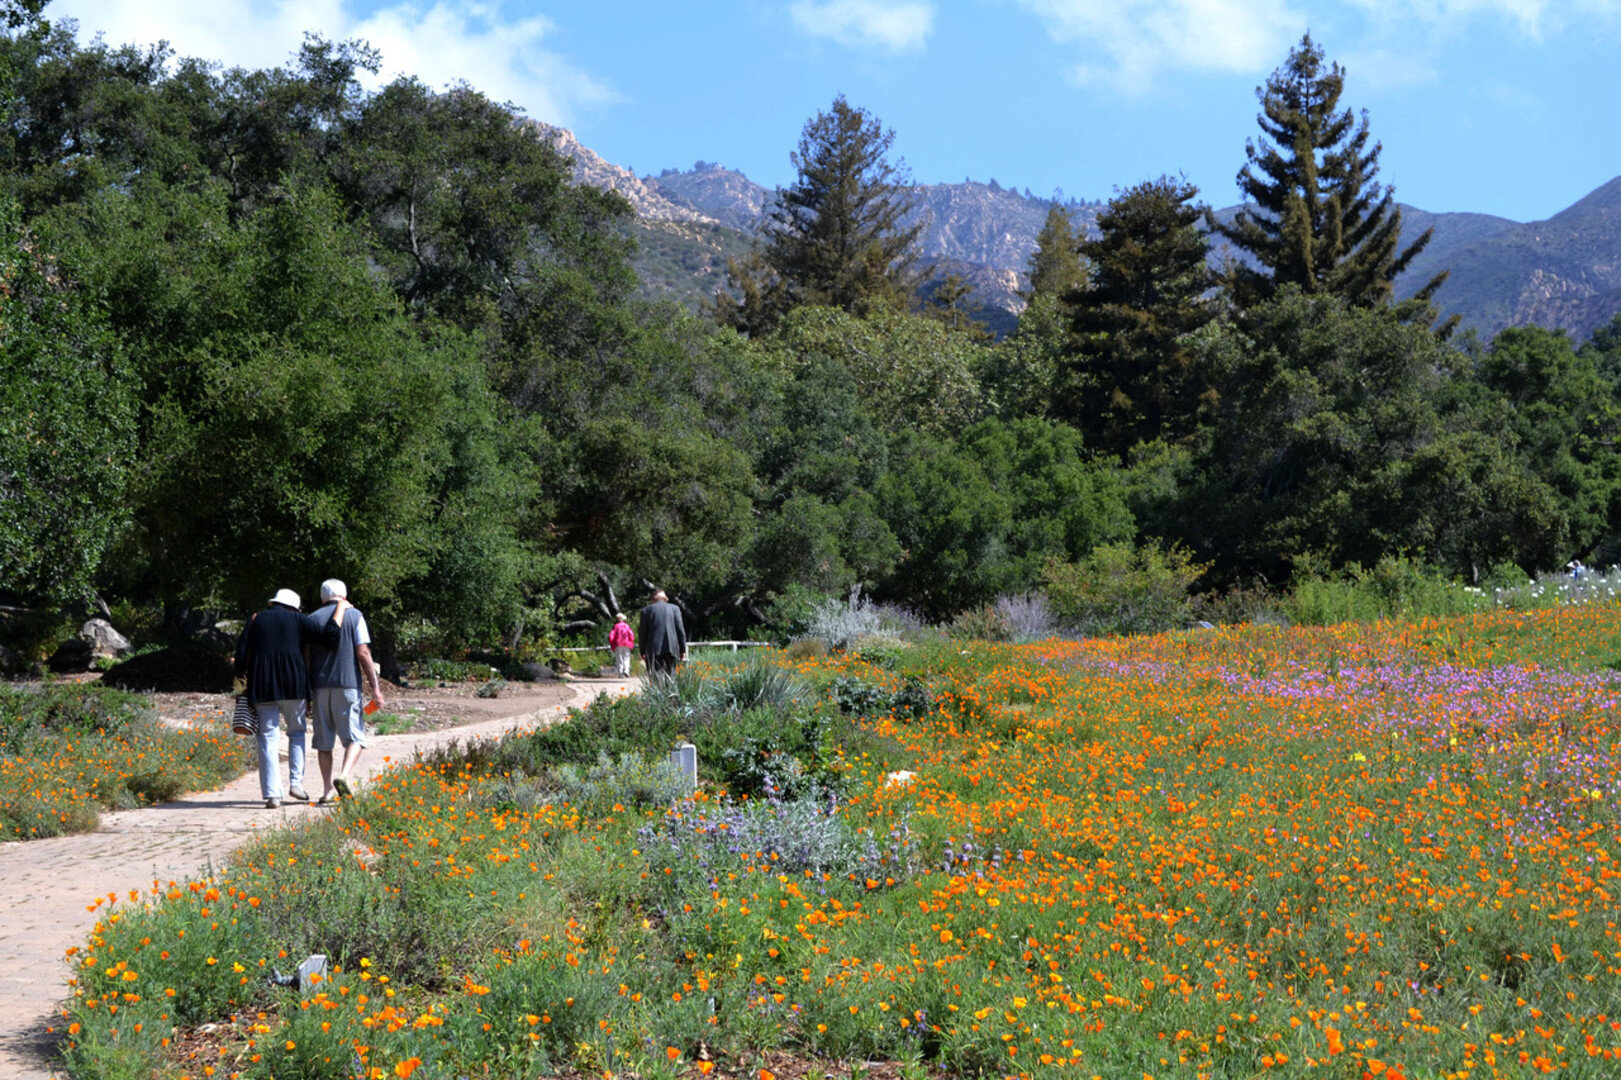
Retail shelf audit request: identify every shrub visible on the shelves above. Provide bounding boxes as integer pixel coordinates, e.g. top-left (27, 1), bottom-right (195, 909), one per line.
top-left (1043, 542), bottom-right (1207, 637)
top-left (639, 791), bottom-right (915, 895)
top-left (714, 706), bottom-right (837, 798)
top-left (442, 662), bottom-right (834, 798)
top-left (474, 677), bottom-right (507, 698)
top-left (0, 681), bottom-right (152, 753)
top-left (758, 583), bottom-right (834, 642)
top-left (785, 638), bottom-right (829, 660)
top-left (707, 660), bottom-right (808, 712)
top-left (797, 588), bottom-right (898, 652)
top-left (100, 644), bottom-right (235, 692)
top-left (829, 675), bottom-right (933, 721)
top-left (475, 751), bottom-right (689, 816)
top-left (1191, 580), bottom-right (1286, 626)
top-left (1286, 556), bottom-right (1490, 625)
top-left (994, 592), bottom-right (1058, 642)
top-left (949, 604), bottom-right (1009, 642)
top-left (0, 683), bottom-right (250, 838)
top-left (850, 634), bottom-right (908, 668)
top-left (413, 658), bottom-right (501, 683)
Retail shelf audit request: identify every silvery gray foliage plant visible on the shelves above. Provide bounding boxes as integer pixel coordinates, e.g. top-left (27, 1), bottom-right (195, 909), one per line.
top-left (798, 586), bottom-right (901, 652)
top-left (641, 790), bottom-right (915, 894)
top-left (474, 751), bottom-right (688, 815)
top-left (994, 592), bottom-right (1057, 643)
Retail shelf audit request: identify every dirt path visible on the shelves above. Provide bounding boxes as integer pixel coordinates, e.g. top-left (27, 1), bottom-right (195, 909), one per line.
top-left (0, 676), bottom-right (639, 1078)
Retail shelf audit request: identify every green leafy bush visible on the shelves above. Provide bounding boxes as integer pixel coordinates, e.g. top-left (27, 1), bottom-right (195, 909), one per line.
top-left (829, 675), bottom-right (933, 720)
top-left (1042, 542), bottom-right (1207, 636)
top-left (1285, 555), bottom-right (1491, 625)
top-left (0, 682), bottom-right (152, 753)
top-left (432, 662), bottom-right (843, 798)
top-left (475, 751), bottom-right (689, 815)
top-left (948, 604), bottom-right (1010, 642)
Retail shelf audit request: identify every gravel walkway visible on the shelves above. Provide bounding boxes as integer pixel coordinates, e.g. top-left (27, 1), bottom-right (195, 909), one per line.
top-left (0, 676), bottom-right (639, 1079)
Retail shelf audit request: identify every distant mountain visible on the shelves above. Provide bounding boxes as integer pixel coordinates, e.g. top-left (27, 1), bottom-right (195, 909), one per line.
top-left (907, 181), bottom-right (1099, 282)
top-left (536, 123), bottom-right (1621, 342)
top-left (527, 122), bottom-right (714, 225)
top-left (649, 162), bottom-right (769, 231)
top-left (1395, 178), bottom-right (1621, 341)
top-left (640, 164), bottom-right (1097, 328)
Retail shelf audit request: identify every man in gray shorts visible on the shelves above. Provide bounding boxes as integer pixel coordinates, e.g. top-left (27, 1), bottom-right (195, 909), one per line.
top-left (308, 579), bottom-right (386, 801)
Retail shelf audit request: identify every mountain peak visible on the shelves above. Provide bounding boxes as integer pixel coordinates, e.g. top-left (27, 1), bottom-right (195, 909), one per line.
top-left (1550, 175), bottom-right (1621, 224)
top-left (524, 121), bottom-right (716, 226)
top-left (645, 163), bottom-right (770, 232)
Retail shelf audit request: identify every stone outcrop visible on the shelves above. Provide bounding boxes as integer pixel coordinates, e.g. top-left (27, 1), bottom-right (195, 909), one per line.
top-left (525, 120), bottom-right (718, 226)
top-left (45, 618), bottom-right (133, 673)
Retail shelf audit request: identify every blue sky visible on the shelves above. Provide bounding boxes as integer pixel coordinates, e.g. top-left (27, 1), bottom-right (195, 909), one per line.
top-left (49, 0), bottom-right (1621, 221)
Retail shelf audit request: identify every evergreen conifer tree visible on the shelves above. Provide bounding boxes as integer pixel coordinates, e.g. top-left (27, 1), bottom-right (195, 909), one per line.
top-left (1211, 34), bottom-right (1445, 309)
top-left (1055, 176), bottom-right (1215, 459)
top-left (1023, 204), bottom-right (1085, 302)
top-left (714, 95), bottom-right (920, 336)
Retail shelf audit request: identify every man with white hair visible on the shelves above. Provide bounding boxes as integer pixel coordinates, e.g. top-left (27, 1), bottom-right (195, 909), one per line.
top-left (637, 588), bottom-right (687, 676)
top-left (308, 578), bottom-right (385, 802)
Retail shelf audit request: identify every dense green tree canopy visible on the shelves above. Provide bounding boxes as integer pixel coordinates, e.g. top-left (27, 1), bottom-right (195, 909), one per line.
top-left (1183, 290), bottom-right (1524, 579)
top-left (6, 18), bottom-right (1619, 653)
top-left (57, 182), bottom-right (520, 616)
top-left (1054, 176), bottom-right (1216, 459)
top-left (769, 305), bottom-right (983, 439)
top-left (877, 419), bottom-right (1131, 619)
top-left (0, 200), bottom-right (135, 603)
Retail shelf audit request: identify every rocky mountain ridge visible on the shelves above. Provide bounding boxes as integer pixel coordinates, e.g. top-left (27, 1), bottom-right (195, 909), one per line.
top-left (536, 122), bottom-right (1621, 341)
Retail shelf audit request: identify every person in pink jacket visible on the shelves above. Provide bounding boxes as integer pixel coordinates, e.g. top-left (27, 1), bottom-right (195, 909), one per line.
top-left (608, 613), bottom-right (636, 676)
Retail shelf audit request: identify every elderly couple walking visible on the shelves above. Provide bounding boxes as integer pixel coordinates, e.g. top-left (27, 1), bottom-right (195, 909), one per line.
top-left (604, 590), bottom-right (688, 677)
top-left (234, 580), bottom-right (387, 809)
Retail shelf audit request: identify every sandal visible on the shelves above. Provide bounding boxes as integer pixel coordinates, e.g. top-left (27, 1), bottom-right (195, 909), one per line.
top-left (333, 777), bottom-right (353, 798)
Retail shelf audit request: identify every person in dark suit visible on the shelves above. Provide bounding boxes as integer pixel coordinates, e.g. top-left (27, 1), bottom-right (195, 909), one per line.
top-left (234, 588), bottom-right (348, 809)
top-left (637, 590), bottom-right (687, 677)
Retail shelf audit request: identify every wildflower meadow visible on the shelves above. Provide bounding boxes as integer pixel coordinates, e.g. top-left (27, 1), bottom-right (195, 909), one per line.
top-left (58, 604), bottom-right (1621, 1079)
top-left (0, 682), bottom-right (250, 839)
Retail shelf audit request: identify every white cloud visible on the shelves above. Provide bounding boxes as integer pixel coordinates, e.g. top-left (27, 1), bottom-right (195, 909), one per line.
top-left (1013, 0), bottom-right (1621, 94)
top-left (348, 4), bottom-right (618, 118)
top-left (47, 0), bottom-right (618, 123)
top-left (1012, 0), bottom-right (1306, 92)
top-left (789, 0), bottom-right (936, 52)
top-left (1343, 0), bottom-right (1621, 38)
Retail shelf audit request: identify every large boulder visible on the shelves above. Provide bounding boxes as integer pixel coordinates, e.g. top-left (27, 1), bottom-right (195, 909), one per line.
top-left (101, 644), bottom-right (235, 693)
top-left (81, 618), bottom-right (133, 660)
top-left (46, 617), bottom-right (134, 673)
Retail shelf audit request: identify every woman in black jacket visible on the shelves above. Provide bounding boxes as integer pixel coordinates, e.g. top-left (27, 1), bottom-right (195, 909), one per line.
top-left (235, 588), bottom-right (348, 808)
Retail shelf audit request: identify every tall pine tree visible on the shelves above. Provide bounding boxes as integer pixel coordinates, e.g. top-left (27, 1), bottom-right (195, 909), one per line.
top-left (1054, 176), bottom-right (1215, 460)
top-left (714, 95), bottom-right (920, 336)
top-left (1211, 34), bottom-right (1445, 309)
top-left (1023, 203), bottom-right (1086, 302)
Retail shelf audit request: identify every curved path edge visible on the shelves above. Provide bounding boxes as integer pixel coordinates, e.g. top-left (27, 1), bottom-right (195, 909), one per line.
top-left (0, 675), bottom-right (640, 1078)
